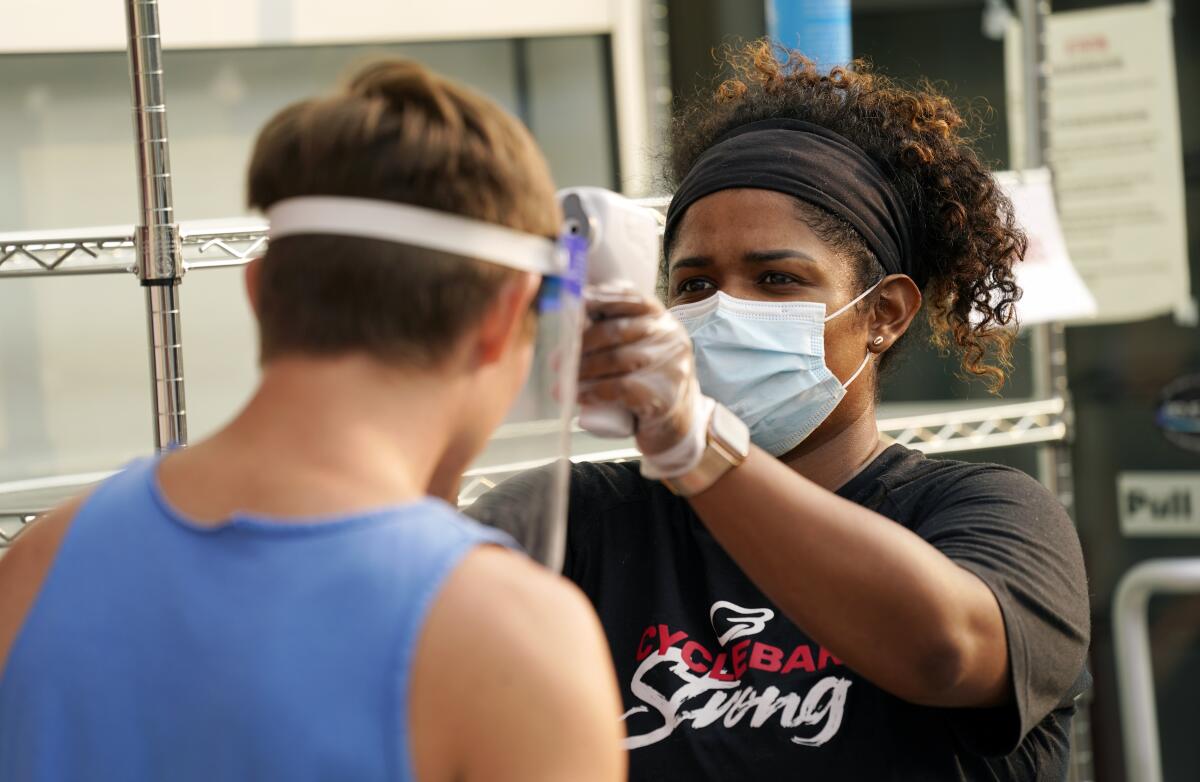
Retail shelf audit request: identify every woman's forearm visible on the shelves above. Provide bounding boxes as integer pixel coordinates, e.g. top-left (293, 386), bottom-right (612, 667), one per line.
top-left (689, 446), bottom-right (1010, 708)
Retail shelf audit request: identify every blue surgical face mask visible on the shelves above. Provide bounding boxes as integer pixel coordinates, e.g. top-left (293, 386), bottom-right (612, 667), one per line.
top-left (670, 282), bottom-right (880, 457)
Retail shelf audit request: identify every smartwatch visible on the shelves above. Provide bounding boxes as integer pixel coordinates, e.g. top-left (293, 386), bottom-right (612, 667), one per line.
top-left (661, 402), bottom-right (750, 497)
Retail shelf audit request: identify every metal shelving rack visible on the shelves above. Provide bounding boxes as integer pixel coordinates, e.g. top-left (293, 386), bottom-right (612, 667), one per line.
top-left (0, 0), bottom-right (1075, 554)
top-left (0, 3), bottom-right (1100, 781)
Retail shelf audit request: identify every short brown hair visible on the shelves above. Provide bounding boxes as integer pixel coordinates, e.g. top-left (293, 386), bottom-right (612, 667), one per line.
top-left (247, 58), bottom-right (559, 366)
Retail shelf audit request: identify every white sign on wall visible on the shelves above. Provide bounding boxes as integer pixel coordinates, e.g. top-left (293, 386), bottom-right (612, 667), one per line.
top-left (1045, 3), bottom-right (1194, 325)
top-left (1118, 472), bottom-right (1200, 537)
top-left (993, 168), bottom-right (1097, 325)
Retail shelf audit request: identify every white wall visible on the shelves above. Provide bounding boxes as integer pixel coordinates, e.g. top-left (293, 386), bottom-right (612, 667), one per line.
top-left (0, 0), bottom-right (611, 53)
top-left (0, 36), bottom-right (617, 482)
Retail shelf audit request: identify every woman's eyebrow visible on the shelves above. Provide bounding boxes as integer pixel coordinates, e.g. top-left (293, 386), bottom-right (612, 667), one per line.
top-left (744, 249), bottom-right (820, 263)
top-left (670, 250), bottom-right (820, 271)
top-left (668, 255), bottom-right (711, 271)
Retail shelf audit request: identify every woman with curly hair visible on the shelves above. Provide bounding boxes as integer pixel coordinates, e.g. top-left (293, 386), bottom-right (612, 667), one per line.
top-left (476, 42), bottom-right (1090, 781)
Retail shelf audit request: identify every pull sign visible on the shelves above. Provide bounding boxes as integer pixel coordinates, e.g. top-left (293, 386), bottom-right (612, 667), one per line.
top-left (1118, 473), bottom-right (1200, 537)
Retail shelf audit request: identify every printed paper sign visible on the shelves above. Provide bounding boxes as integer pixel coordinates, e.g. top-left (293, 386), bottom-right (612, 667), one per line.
top-left (994, 168), bottom-right (1097, 325)
top-left (1045, 3), bottom-right (1194, 324)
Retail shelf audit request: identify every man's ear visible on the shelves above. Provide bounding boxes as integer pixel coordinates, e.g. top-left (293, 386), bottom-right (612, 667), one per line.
top-left (244, 257), bottom-right (264, 318)
top-left (474, 272), bottom-right (541, 366)
top-left (868, 274), bottom-right (922, 354)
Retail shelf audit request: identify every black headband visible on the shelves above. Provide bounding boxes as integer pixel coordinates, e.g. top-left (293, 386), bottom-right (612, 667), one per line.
top-left (665, 118), bottom-right (920, 287)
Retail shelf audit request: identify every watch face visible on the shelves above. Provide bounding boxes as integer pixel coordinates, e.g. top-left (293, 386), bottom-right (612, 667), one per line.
top-left (663, 403), bottom-right (750, 497)
top-left (711, 403), bottom-right (751, 459)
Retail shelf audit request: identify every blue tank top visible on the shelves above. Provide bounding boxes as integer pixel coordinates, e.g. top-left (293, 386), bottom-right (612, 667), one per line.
top-left (0, 457), bottom-right (515, 782)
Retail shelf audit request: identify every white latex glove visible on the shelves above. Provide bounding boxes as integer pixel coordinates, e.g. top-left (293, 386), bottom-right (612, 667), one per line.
top-left (578, 282), bottom-right (713, 479)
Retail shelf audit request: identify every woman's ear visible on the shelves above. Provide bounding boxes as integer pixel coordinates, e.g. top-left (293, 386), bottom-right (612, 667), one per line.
top-left (244, 257), bottom-right (264, 318)
top-left (474, 272), bottom-right (542, 366)
top-left (868, 274), bottom-right (922, 354)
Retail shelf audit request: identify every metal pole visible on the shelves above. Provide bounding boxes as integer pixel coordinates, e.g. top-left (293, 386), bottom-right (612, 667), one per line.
top-left (1016, 0), bottom-right (1076, 514)
top-left (1015, 3), bottom-right (1090, 781)
top-left (1016, 0), bottom-right (1045, 170)
top-left (124, 0), bottom-right (187, 451)
top-left (1015, 0), bottom-right (1072, 510)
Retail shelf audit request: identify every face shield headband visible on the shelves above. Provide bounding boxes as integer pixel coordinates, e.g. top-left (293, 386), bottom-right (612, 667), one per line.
top-left (266, 195), bottom-right (567, 277)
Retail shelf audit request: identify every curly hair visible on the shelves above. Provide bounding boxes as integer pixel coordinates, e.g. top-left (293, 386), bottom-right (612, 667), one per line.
top-left (668, 41), bottom-right (1025, 392)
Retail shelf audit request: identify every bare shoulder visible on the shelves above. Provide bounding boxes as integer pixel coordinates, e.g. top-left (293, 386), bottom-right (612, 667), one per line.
top-left (442, 545), bottom-right (604, 642)
top-left (0, 495), bottom-right (88, 674)
top-left (409, 545), bottom-right (626, 782)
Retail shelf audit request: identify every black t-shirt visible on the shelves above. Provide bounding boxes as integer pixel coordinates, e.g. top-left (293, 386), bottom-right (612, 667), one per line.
top-left (470, 445), bottom-right (1091, 781)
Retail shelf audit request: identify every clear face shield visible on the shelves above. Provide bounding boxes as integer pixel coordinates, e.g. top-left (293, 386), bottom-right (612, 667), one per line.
top-left (462, 188), bottom-right (662, 570)
top-left (267, 191), bottom-right (660, 572)
top-left (267, 196), bottom-right (583, 569)
top-left (457, 222), bottom-right (588, 572)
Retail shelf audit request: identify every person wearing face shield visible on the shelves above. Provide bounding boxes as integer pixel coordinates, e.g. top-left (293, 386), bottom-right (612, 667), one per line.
top-left (0, 60), bottom-right (625, 782)
top-left (473, 44), bottom-right (1090, 781)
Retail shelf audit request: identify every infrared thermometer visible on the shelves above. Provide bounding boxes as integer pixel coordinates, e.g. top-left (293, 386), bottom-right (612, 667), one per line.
top-left (557, 187), bottom-right (662, 438)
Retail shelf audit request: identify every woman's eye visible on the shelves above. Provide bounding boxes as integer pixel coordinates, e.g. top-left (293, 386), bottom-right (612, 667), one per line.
top-left (676, 277), bottom-right (715, 295)
top-left (760, 271), bottom-right (801, 286)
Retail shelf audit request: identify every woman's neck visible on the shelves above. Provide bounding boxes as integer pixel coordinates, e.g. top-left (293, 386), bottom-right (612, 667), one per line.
top-left (780, 403), bottom-right (886, 491)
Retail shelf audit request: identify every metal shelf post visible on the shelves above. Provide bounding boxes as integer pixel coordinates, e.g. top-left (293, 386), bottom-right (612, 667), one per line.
top-left (126, 0), bottom-right (187, 451)
top-left (1017, 0), bottom-right (1074, 512)
top-left (1016, 2), bottom-right (1091, 780)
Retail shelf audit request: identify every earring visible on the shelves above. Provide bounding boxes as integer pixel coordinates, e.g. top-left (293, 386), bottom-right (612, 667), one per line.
top-left (871, 336), bottom-right (884, 347)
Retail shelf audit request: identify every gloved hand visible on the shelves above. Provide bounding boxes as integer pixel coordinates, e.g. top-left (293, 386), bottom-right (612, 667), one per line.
top-left (578, 282), bottom-right (713, 479)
